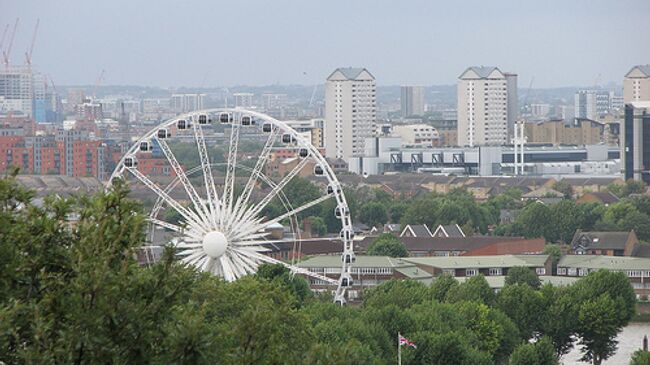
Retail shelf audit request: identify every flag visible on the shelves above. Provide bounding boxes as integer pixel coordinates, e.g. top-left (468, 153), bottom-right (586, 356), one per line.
top-left (399, 334), bottom-right (417, 349)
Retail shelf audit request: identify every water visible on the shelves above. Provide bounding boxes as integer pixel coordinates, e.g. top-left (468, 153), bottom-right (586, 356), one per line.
top-left (562, 323), bottom-right (650, 364)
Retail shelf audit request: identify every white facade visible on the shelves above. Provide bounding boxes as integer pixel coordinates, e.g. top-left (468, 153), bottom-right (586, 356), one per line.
top-left (325, 68), bottom-right (376, 161)
top-left (400, 86), bottom-right (425, 117)
top-left (0, 67), bottom-right (34, 116)
top-left (624, 65), bottom-right (650, 103)
top-left (171, 93), bottom-right (206, 113)
top-left (233, 93), bottom-right (254, 108)
top-left (392, 124), bottom-right (439, 147)
top-left (457, 66), bottom-right (516, 147)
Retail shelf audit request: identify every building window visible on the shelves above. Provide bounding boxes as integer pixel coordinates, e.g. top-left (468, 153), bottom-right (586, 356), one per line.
top-left (536, 268), bottom-right (546, 275)
top-left (488, 268), bottom-right (502, 276)
top-left (466, 269), bottom-right (478, 277)
top-left (442, 269), bottom-right (455, 276)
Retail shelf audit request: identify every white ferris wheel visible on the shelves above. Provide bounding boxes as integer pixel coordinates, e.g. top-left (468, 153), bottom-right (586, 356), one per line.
top-left (108, 109), bottom-right (355, 304)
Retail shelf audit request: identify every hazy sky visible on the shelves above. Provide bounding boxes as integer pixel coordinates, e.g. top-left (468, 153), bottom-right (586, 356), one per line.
top-left (2, 0), bottom-right (649, 88)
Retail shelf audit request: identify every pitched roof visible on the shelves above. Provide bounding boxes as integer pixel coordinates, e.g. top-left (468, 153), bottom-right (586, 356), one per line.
top-left (580, 191), bottom-right (620, 204)
top-left (432, 224), bottom-right (466, 238)
top-left (400, 224), bottom-right (432, 237)
top-left (558, 255), bottom-right (650, 270)
top-left (625, 65), bottom-right (650, 78)
top-left (570, 231), bottom-right (633, 250)
top-left (327, 67), bottom-right (374, 81)
top-left (523, 186), bottom-right (563, 199)
top-left (459, 66), bottom-right (503, 79)
top-left (297, 255), bottom-right (413, 269)
top-left (633, 244), bottom-right (650, 258)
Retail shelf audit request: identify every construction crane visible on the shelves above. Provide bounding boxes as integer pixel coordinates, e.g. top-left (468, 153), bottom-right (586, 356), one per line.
top-left (24, 19), bottom-right (39, 67)
top-left (92, 69), bottom-right (105, 100)
top-left (0, 24), bottom-right (9, 52)
top-left (2, 18), bottom-right (19, 69)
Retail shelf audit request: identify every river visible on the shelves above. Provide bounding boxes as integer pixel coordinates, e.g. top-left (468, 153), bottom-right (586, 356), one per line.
top-left (561, 323), bottom-right (650, 364)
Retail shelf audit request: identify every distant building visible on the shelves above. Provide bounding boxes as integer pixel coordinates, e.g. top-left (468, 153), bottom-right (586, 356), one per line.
top-left (392, 124), bottom-right (439, 147)
top-left (0, 67), bottom-right (34, 117)
top-left (400, 86), bottom-right (425, 117)
top-left (624, 65), bottom-right (650, 103)
top-left (325, 67), bottom-right (376, 161)
top-left (170, 93), bottom-right (206, 113)
top-left (570, 230), bottom-right (639, 256)
top-left (574, 90), bottom-right (610, 120)
top-left (457, 66), bottom-right (517, 147)
top-left (621, 101), bottom-right (650, 183)
top-left (233, 93), bottom-right (254, 108)
top-left (524, 119), bottom-right (604, 145)
top-left (285, 119), bottom-right (324, 148)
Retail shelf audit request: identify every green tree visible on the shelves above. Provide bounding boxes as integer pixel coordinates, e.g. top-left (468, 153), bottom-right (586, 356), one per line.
top-left (304, 216), bottom-right (327, 237)
top-left (505, 266), bottom-right (541, 289)
top-left (576, 294), bottom-right (620, 365)
top-left (430, 274), bottom-right (459, 302)
top-left (367, 234), bottom-right (408, 257)
top-left (543, 244), bottom-right (563, 268)
top-left (255, 263), bottom-right (313, 306)
top-left (359, 202), bottom-right (389, 228)
top-left (550, 200), bottom-right (585, 243)
top-left (497, 284), bottom-right (545, 339)
top-left (446, 275), bottom-right (496, 306)
top-left (364, 279), bottom-right (429, 309)
top-left (515, 203), bottom-right (555, 241)
top-left (630, 350), bottom-right (650, 365)
top-left (553, 180), bottom-right (574, 199)
top-left (539, 285), bottom-right (578, 358)
top-left (389, 202), bottom-right (408, 224)
top-left (508, 337), bottom-right (557, 365)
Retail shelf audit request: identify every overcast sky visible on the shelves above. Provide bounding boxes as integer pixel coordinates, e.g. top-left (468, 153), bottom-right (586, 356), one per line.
top-left (2, 0), bottom-right (649, 88)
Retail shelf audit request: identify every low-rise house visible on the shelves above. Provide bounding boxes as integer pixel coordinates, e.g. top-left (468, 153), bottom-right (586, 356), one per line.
top-left (522, 186), bottom-right (563, 200)
top-left (432, 224), bottom-right (466, 238)
top-left (557, 255), bottom-right (650, 299)
top-left (499, 209), bottom-right (521, 225)
top-left (570, 230), bottom-right (639, 256)
top-left (403, 254), bottom-right (552, 278)
top-left (400, 224), bottom-right (433, 238)
top-left (576, 191), bottom-right (620, 206)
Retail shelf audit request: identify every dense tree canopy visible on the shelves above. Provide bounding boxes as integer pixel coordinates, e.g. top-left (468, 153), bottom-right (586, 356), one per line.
top-left (0, 174), bottom-right (641, 364)
top-left (367, 233), bottom-right (408, 257)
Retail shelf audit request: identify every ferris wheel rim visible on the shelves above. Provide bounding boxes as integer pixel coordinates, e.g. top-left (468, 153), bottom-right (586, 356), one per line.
top-left (107, 108), bottom-right (355, 304)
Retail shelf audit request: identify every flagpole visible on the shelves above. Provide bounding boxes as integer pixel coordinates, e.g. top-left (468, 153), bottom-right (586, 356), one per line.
top-left (397, 332), bottom-right (401, 365)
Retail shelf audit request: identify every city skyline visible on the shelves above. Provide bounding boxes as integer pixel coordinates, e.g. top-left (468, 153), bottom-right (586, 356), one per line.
top-left (2, 0), bottom-right (649, 88)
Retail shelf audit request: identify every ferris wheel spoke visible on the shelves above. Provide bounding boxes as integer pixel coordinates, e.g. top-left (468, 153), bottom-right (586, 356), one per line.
top-left (240, 157), bottom-right (310, 224)
top-left (155, 137), bottom-right (212, 227)
top-left (236, 194), bottom-right (332, 241)
top-left (193, 123), bottom-right (220, 227)
top-left (127, 168), bottom-right (209, 232)
top-left (252, 253), bottom-right (338, 285)
top-left (230, 251), bottom-right (256, 274)
top-left (226, 252), bottom-right (247, 278)
top-left (222, 120), bottom-right (241, 227)
top-left (220, 256), bottom-right (237, 281)
top-left (234, 236), bottom-right (341, 246)
top-left (149, 218), bottom-right (185, 233)
top-left (231, 128), bottom-right (278, 223)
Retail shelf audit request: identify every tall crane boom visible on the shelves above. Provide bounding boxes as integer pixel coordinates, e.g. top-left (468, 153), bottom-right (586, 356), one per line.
top-left (25, 19), bottom-right (39, 66)
top-left (2, 18), bottom-right (19, 69)
top-left (0, 24), bottom-right (9, 52)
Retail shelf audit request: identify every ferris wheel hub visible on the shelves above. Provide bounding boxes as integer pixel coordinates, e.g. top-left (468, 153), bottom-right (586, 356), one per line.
top-left (202, 231), bottom-right (229, 258)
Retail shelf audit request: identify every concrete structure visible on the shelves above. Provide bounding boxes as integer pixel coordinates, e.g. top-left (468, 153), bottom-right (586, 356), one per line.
top-left (404, 254), bottom-right (552, 278)
top-left (0, 67), bottom-right (34, 117)
top-left (457, 66), bottom-right (517, 147)
top-left (233, 93), bottom-right (254, 108)
top-left (400, 86), bottom-right (425, 117)
top-left (573, 90), bottom-right (610, 120)
top-left (557, 255), bottom-right (650, 299)
top-left (325, 67), bottom-right (376, 161)
top-left (170, 93), bottom-right (206, 113)
top-left (392, 124), bottom-right (438, 147)
top-left (621, 101), bottom-right (650, 183)
top-left (348, 135), bottom-right (620, 177)
top-left (624, 65), bottom-right (650, 103)
top-left (524, 119), bottom-right (604, 145)
top-left (284, 119), bottom-right (324, 148)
